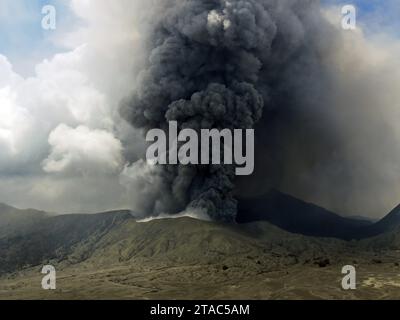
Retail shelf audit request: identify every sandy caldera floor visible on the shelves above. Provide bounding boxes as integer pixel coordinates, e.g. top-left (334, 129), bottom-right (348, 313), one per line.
top-left (1, 259), bottom-right (400, 300)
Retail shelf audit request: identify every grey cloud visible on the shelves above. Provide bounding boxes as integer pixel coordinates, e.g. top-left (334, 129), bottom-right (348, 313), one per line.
top-left (121, 0), bottom-right (334, 221)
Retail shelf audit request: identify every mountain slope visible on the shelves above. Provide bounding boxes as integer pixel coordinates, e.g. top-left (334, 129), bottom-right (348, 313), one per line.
top-left (2, 207), bottom-right (400, 300)
top-left (3, 190), bottom-right (400, 278)
top-left (0, 210), bottom-right (131, 274)
top-left (0, 209), bottom-right (347, 276)
top-left (0, 203), bottom-right (49, 238)
top-left (360, 204), bottom-right (400, 238)
top-left (79, 217), bottom-right (347, 267)
top-left (236, 190), bottom-right (371, 240)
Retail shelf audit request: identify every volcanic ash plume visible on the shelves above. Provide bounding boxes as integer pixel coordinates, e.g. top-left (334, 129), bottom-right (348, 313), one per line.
top-left (121, 0), bottom-right (328, 221)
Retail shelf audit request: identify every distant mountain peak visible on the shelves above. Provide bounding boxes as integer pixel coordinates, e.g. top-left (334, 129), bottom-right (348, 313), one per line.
top-left (236, 189), bottom-right (372, 240)
top-left (0, 203), bottom-right (16, 211)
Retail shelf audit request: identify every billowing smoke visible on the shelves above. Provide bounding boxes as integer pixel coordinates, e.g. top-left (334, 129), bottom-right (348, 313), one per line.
top-left (1, 0), bottom-right (399, 220)
top-left (121, 0), bottom-right (334, 221)
top-left (238, 6), bottom-right (400, 219)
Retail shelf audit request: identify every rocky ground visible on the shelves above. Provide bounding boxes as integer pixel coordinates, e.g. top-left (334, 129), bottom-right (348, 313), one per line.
top-left (1, 213), bottom-right (400, 299)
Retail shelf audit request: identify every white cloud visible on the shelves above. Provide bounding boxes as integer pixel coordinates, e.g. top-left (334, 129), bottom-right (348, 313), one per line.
top-left (0, 0), bottom-right (147, 213)
top-left (1, 0), bottom-right (399, 219)
top-left (0, 46), bottom-right (116, 173)
top-left (43, 124), bottom-right (123, 175)
top-left (0, 56), bottom-right (21, 88)
top-left (0, 87), bottom-right (31, 157)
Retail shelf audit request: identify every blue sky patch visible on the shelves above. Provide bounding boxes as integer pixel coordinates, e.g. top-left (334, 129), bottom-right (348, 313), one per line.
top-left (0, 1), bottom-right (398, 76)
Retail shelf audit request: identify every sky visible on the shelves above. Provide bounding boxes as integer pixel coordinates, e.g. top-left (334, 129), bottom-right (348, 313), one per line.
top-left (0, 0), bottom-right (400, 218)
top-left (0, 0), bottom-right (146, 213)
top-left (322, 0), bottom-right (400, 35)
top-left (0, 0), bottom-right (79, 75)
top-left (1, 1), bottom-right (398, 77)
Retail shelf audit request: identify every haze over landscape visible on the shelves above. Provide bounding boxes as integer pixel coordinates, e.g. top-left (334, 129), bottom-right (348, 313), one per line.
top-left (2, 193), bottom-right (400, 299)
top-left (0, 0), bottom-right (399, 219)
top-left (1, 0), bottom-right (400, 300)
